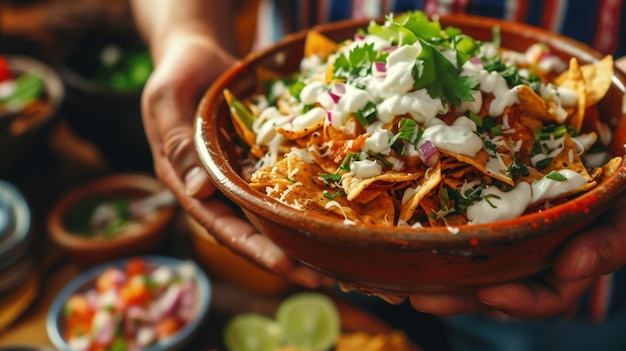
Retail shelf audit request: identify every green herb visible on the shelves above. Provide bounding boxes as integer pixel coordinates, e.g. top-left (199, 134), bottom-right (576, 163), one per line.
top-left (229, 99), bottom-right (255, 129)
top-left (535, 157), bottom-right (553, 169)
top-left (507, 158), bottom-right (530, 178)
top-left (333, 42), bottom-right (388, 81)
top-left (324, 190), bottom-right (346, 200)
top-left (389, 118), bottom-right (423, 150)
top-left (288, 80), bottom-right (307, 102)
top-left (339, 153), bottom-right (357, 172)
top-left (412, 40), bottom-right (479, 106)
top-left (354, 101), bottom-right (378, 126)
top-left (483, 193), bottom-right (502, 208)
top-left (546, 170), bottom-right (567, 181)
top-left (367, 11), bottom-right (480, 106)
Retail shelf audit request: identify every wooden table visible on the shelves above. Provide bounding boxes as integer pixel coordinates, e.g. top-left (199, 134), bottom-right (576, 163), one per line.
top-left (0, 120), bottom-right (425, 350)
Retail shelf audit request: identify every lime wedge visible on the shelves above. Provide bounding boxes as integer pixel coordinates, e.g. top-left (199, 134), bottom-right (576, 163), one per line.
top-left (275, 292), bottom-right (341, 351)
top-left (224, 313), bottom-right (283, 351)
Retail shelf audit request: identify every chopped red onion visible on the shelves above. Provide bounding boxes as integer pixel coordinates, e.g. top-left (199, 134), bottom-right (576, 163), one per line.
top-left (383, 46), bottom-right (397, 52)
top-left (374, 61), bottom-right (387, 73)
top-left (328, 91), bottom-right (341, 104)
top-left (418, 140), bottom-right (440, 167)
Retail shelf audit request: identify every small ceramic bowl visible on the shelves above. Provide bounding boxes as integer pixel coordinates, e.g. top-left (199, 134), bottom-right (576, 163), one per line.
top-left (195, 14), bottom-right (626, 295)
top-left (46, 255), bottom-right (211, 351)
top-left (47, 173), bottom-right (177, 268)
top-left (186, 215), bottom-right (291, 295)
top-left (0, 55), bottom-right (64, 175)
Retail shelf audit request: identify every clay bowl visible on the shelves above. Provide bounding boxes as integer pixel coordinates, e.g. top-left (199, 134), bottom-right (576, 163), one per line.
top-left (0, 55), bottom-right (64, 175)
top-left (47, 173), bottom-right (177, 268)
top-left (195, 14), bottom-right (626, 295)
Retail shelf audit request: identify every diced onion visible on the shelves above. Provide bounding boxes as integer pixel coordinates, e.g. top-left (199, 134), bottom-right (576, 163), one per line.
top-left (418, 140), bottom-right (440, 167)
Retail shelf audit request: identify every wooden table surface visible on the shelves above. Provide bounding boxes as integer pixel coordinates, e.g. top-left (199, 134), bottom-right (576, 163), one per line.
top-left (0, 120), bottom-right (424, 350)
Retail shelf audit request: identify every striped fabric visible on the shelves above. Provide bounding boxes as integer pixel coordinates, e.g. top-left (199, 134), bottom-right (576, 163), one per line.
top-left (254, 0), bottom-right (626, 57)
top-left (253, 0), bottom-right (626, 324)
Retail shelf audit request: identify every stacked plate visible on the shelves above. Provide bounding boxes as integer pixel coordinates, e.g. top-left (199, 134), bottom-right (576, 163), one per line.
top-left (0, 179), bottom-right (36, 294)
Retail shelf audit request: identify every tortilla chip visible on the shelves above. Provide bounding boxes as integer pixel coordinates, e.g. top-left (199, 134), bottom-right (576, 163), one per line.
top-left (598, 156), bottom-right (624, 182)
top-left (251, 154), bottom-right (395, 225)
top-left (557, 57), bottom-right (587, 132)
top-left (556, 55), bottom-right (614, 107)
top-left (441, 149), bottom-right (515, 185)
top-left (304, 30), bottom-right (339, 60)
top-left (517, 85), bottom-right (563, 123)
top-left (542, 134), bottom-right (593, 182)
top-left (224, 89), bottom-right (267, 158)
top-left (276, 120), bottom-right (325, 140)
top-left (399, 162), bottom-right (443, 222)
top-left (342, 170), bottom-right (425, 201)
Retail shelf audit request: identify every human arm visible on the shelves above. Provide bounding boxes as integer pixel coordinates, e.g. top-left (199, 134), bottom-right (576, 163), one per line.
top-left (129, 0), bottom-right (329, 288)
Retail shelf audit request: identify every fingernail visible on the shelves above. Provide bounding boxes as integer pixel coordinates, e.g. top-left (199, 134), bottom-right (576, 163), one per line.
top-left (570, 246), bottom-right (598, 279)
top-left (185, 167), bottom-right (208, 197)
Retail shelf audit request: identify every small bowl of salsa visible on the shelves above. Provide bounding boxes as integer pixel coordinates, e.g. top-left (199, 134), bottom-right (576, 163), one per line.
top-left (46, 255), bottom-right (211, 351)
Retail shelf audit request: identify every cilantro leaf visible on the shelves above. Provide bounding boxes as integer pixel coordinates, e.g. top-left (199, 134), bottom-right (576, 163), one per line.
top-left (412, 40), bottom-right (478, 106)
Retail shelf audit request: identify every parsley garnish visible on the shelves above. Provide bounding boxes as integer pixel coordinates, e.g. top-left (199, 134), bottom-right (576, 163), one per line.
top-left (333, 43), bottom-right (388, 81)
top-left (390, 118), bottom-right (423, 155)
top-left (368, 11), bottom-right (480, 106)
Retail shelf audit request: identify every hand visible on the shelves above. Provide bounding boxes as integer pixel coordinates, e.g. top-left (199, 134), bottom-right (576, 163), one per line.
top-left (140, 30), bottom-right (331, 289)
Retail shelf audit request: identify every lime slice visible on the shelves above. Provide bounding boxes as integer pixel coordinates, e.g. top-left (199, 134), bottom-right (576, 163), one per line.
top-left (223, 313), bottom-right (283, 351)
top-left (275, 292), bottom-right (341, 351)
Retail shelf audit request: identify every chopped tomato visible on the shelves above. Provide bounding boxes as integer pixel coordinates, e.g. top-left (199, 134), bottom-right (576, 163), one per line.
top-left (96, 267), bottom-right (125, 293)
top-left (155, 316), bottom-right (182, 338)
top-left (125, 258), bottom-right (148, 277)
top-left (119, 275), bottom-right (151, 306)
top-left (0, 56), bottom-right (11, 82)
top-left (64, 294), bottom-right (94, 328)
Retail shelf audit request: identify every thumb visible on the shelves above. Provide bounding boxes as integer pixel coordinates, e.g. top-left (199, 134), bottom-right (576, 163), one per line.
top-left (553, 201), bottom-right (626, 280)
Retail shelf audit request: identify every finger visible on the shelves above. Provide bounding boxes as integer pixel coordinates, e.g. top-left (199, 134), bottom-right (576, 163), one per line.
top-left (142, 39), bottom-right (235, 199)
top-left (408, 291), bottom-right (488, 316)
top-left (552, 200), bottom-right (626, 280)
top-left (187, 196), bottom-right (325, 288)
top-left (477, 273), bottom-right (594, 319)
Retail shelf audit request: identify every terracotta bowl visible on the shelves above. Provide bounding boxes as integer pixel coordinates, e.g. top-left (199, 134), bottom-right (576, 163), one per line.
top-left (47, 173), bottom-right (177, 268)
top-left (0, 55), bottom-right (64, 175)
top-left (195, 14), bottom-right (626, 295)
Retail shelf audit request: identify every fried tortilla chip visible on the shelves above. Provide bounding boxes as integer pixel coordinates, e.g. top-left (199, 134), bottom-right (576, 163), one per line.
top-left (342, 170), bottom-right (425, 201)
top-left (517, 85), bottom-right (563, 123)
top-left (440, 149), bottom-right (515, 185)
top-left (304, 30), bottom-right (339, 60)
top-left (557, 57), bottom-right (587, 132)
top-left (556, 55), bottom-right (614, 107)
top-left (542, 133), bottom-right (593, 182)
top-left (251, 154), bottom-right (395, 225)
top-left (399, 161), bottom-right (443, 222)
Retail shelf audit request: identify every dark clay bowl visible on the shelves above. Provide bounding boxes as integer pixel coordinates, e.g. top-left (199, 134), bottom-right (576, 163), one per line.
top-left (195, 14), bottom-right (626, 295)
top-left (47, 173), bottom-right (177, 268)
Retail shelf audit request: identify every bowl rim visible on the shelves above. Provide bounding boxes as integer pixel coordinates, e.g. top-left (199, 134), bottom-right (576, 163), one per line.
top-left (46, 255), bottom-right (212, 351)
top-left (195, 14), bottom-right (626, 248)
top-left (4, 54), bottom-right (65, 115)
top-left (46, 173), bottom-right (176, 249)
